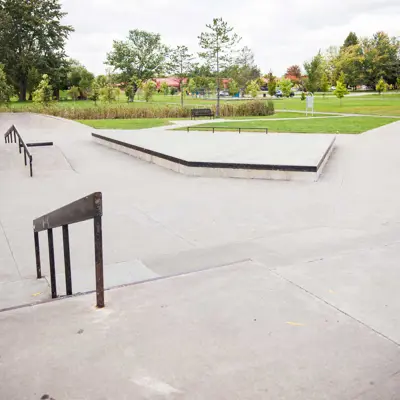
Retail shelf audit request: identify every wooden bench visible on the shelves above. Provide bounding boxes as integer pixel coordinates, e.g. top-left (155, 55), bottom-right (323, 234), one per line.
top-left (191, 108), bottom-right (214, 120)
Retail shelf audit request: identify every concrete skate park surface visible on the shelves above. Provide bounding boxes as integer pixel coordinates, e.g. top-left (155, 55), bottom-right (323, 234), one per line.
top-left (93, 128), bottom-right (336, 181)
top-left (1, 112), bottom-right (400, 398)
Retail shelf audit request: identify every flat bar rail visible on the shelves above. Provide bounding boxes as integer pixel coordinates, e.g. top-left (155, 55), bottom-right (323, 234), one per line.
top-left (33, 192), bottom-right (105, 308)
top-left (4, 125), bottom-right (33, 177)
top-left (187, 126), bottom-right (268, 134)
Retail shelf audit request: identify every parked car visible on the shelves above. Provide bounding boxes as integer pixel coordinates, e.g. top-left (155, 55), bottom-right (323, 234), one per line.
top-left (219, 90), bottom-right (230, 97)
top-left (260, 86), bottom-right (268, 91)
top-left (275, 90), bottom-right (295, 98)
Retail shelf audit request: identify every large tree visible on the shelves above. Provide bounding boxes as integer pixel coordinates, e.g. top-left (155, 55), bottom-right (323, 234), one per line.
top-left (0, 0), bottom-right (73, 101)
top-left (199, 18), bottom-right (241, 116)
top-left (342, 32), bottom-right (359, 48)
top-left (168, 45), bottom-right (195, 107)
top-left (106, 29), bottom-right (169, 101)
top-left (304, 52), bottom-right (324, 92)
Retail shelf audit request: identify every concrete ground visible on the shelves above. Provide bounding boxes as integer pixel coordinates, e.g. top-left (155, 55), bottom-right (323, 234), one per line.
top-left (1, 113), bottom-right (400, 399)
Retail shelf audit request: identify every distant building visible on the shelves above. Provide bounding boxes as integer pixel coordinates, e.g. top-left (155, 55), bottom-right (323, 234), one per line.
top-left (153, 77), bottom-right (188, 89)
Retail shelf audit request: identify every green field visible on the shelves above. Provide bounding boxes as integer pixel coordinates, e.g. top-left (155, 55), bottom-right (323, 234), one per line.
top-left (186, 116), bottom-right (400, 134)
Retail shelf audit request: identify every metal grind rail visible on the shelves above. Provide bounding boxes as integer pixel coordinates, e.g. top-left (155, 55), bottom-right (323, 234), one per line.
top-left (186, 126), bottom-right (268, 134)
top-left (33, 192), bottom-right (105, 308)
top-left (4, 125), bottom-right (33, 177)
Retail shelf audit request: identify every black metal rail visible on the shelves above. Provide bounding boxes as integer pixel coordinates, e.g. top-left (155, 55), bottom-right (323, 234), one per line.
top-left (186, 126), bottom-right (268, 134)
top-left (33, 192), bottom-right (105, 308)
top-left (4, 125), bottom-right (34, 177)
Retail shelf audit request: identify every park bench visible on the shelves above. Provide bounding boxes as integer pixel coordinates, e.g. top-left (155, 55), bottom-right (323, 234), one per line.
top-left (191, 108), bottom-right (214, 120)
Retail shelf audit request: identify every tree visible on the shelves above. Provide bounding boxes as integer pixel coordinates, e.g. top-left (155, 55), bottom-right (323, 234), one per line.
top-left (32, 74), bottom-right (53, 106)
top-left (304, 52), bottom-right (323, 92)
top-left (95, 75), bottom-right (108, 88)
top-left (280, 78), bottom-right (293, 97)
top-left (68, 86), bottom-right (80, 102)
top-left (343, 32), bottom-right (358, 48)
top-left (0, 0), bottom-right (73, 101)
top-left (67, 60), bottom-right (94, 99)
top-left (333, 81), bottom-right (349, 105)
top-left (376, 77), bottom-right (388, 96)
top-left (246, 80), bottom-right (259, 98)
top-left (0, 65), bottom-right (13, 105)
top-left (397, 77), bottom-right (400, 92)
top-left (267, 71), bottom-right (276, 97)
top-left (199, 18), bottom-right (241, 116)
top-left (228, 79), bottom-right (239, 96)
top-left (27, 67), bottom-right (41, 100)
top-left (320, 73), bottom-right (330, 98)
top-left (285, 65), bottom-right (302, 83)
top-left (106, 29), bottom-right (169, 101)
top-left (89, 81), bottom-right (100, 105)
top-left (168, 45), bottom-right (195, 107)
top-left (160, 81), bottom-right (169, 96)
top-left (100, 84), bottom-right (116, 103)
top-left (208, 80), bottom-right (216, 96)
top-left (142, 80), bottom-right (157, 102)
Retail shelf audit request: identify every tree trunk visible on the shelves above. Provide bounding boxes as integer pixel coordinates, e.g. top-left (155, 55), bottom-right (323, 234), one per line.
top-left (19, 79), bottom-right (27, 102)
top-left (53, 88), bottom-right (60, 101)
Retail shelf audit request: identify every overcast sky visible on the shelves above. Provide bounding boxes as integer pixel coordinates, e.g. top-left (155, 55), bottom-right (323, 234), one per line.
top-left (61, 0), bottom-right (400, 76)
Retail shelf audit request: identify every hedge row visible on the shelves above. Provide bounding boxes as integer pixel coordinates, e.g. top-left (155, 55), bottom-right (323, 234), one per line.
top-left (0, 100), bottom-right (274, 120)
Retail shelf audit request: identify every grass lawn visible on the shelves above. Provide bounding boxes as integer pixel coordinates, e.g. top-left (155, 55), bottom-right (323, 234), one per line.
top-left (77, 113), bottom-right (335, 130)
top-left (5, 93), bottom-right (400, 118)
top-left (273, 95), bottom-right (400, 116)
top-left (78, 118), bottom-right (173, 129)
top-left (186, 116), bottom-right (399, 134)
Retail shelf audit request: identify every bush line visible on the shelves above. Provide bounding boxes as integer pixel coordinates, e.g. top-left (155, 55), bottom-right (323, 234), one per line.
top-left (0, 100), bottom-right (274, 120)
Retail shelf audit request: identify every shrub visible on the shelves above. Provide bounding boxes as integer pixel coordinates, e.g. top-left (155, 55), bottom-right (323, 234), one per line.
top-left (0, 100), bottom-right (275, 120)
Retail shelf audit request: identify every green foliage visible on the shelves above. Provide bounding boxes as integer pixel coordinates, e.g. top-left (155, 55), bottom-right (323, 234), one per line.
top-left (68, 86), bottom-right (80, 101)
top-left (106, 29), bottom-right (168, 100)
top-left (228, 79), bottom-right (239, 96)
top-left (96, 75), bottom-right (108, 88)
top-left (160, 81), bottom-right (169, 96)
top-left (343, 32), bottom-right (358, 48)
top-left (376, 77), bottom-right (388, 95)
top-left (89, 81), bottom-right (100, 105)
top-left (100, 84), bottom-right (117, 103)
top-left (115, 87), bottom-right (121, 101)
top-left (397, 77), bottom-right (400, 91)
top-left (32, 74), bottom-right (53, 106)
top-left (280, 78), bottom-right (293, 97)
top-left (199, 17), bottom-right (241, 115)
top-left (27, 67), bottom-right (41, 99)
top-left (188, 79), bottom-right (197, 94)
top-left (246, 80), bottom-right (259, 98)
top-left (267, 72), bottom-right (277, 97)
top-left (301, 92), bottom-right (306, 101)
top-left (142, 80), bottom-right (157, 102)
top-left (320, 73), bottom-right (330, 97)
top-left (0, 65), bottom-right (13, 105)
top-left (208, 80), bottom-right (216, 95)
top-left (0, 0), bottom-right (73, 101)
top-left (304, 52), bottom-right (323, 92)
top-left (333, 80), bottom-right (349, 104)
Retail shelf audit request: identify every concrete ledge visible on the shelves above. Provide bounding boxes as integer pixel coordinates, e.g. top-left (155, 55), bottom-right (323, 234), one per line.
top-left (92, 131), bottom-right (335, 182)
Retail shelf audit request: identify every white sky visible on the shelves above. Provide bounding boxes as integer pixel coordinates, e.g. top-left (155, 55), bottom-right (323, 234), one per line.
top-left (61, 0), bottom-right (400, 77)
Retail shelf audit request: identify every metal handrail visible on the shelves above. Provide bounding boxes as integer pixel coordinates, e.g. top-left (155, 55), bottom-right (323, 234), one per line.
top-left (187, 126), bottom-right (268, 134)
top-left (33, 192), bottom-right (105, 308)
top-left (4, 125), bottom-right (33, 177)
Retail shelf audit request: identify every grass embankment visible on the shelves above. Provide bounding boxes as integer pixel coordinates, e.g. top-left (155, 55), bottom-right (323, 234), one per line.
top-left (187, 116), bottom-right (399, 134)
